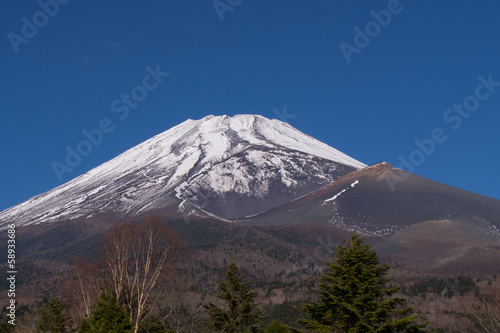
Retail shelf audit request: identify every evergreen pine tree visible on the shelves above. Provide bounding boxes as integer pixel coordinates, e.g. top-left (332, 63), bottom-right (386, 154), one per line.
top-left (265, 320), bottom-right (303, 333)
top-left (36, 299), bottom-right (72, 333)
top-left (204, 262), bottom-right (262, 332)
top-left (299, 233), bottom-right (428, 332)
top-left (78, 293), bottom-right (132, 333)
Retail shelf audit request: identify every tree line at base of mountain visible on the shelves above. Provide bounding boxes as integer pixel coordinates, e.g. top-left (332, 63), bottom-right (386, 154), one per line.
top-left (1, 216), bottom-right (499, 332)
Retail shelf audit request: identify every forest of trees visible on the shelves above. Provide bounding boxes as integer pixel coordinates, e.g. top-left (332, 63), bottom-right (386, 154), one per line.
top-left (1, 216), bottom-right (499, 332)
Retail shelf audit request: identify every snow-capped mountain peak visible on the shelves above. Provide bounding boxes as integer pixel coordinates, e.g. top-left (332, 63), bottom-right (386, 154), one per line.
top-left (0, 114), bottom-right (365, 227)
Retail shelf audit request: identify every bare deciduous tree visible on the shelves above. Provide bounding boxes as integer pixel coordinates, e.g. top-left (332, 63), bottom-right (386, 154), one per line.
top-left (100, 215), bottom-right (185, 333)
top-left (464, 281), bottom-right (500, 333)
top-left (101, 223), bottom-right (135, 303)
top-left (66, 256), bottom-right (102, 319)
top-left (160, 276), bottom-right (210, 333)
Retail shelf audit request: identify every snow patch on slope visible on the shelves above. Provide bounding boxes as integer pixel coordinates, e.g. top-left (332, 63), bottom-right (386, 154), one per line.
top-left (324, 180), bottom-right (360, 203)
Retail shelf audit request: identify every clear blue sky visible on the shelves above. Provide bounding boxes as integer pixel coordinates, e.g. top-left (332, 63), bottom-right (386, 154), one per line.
top-left (1, 0), bottom-right (500, 211)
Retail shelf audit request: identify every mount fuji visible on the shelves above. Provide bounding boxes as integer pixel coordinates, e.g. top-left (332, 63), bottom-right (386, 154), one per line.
top-left (2, 114), bottom-right (500, 274)
top-left (0, 115), bottom-right (366, 228)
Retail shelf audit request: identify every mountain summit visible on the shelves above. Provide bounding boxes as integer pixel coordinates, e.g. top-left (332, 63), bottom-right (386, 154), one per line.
top-left (0, 115), bottom-right (365, 227)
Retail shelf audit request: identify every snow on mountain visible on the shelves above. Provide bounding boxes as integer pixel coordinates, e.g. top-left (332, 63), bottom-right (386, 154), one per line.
top-left (324, 180), bottom-right (359, 203)
top-left (0, 114), bottom-right (366, 227)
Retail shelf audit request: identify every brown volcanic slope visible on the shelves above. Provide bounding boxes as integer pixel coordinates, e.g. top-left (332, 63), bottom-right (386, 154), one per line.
top-left (375, 216), bottom-right (500, 274)
top-left (243, 162), bottom-right (500, 272)
top-left (245, 162), bottom-right (500, 232)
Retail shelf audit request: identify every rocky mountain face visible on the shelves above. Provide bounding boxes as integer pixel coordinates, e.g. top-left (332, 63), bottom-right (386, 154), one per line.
top-left (246, 162), bottom-right (500, 234)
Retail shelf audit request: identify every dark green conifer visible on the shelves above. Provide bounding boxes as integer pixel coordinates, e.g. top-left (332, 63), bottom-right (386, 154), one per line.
top-left (36, 299), bottom-right (72, 333)
top-left (299, 233), bottom-right (428, 332)
top-left (265, 320), bottom-right (303, 333)
top-left (78, 293), bottom-right (132, 333)
top-left (204, 262), bottom-right (262, 333)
